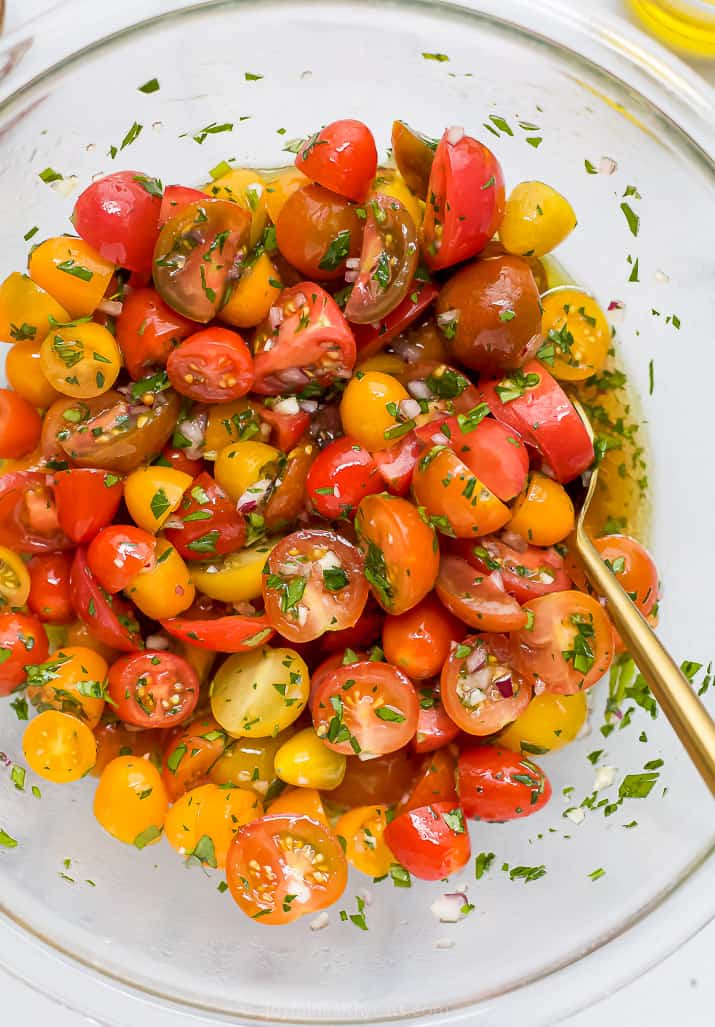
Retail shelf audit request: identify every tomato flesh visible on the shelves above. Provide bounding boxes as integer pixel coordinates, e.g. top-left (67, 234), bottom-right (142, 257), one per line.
top-left (167, 327), bottom-right (254, 403)
top-left (108, 650), bottom-right (200, 728)
top-left (440, 632), bottom-right (531, 735)
top-left (70, 548), bottom-right (143, 652)
top-left (54, 468), bottom-right (123, 544)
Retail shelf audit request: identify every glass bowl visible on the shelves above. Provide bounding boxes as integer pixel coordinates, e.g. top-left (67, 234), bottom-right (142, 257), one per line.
top-left (1, 2), bottom-right (714, 1025)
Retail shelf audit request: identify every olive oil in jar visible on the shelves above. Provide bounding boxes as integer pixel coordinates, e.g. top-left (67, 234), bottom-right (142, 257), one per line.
top-left (628, 0), bottom-right (715, 58)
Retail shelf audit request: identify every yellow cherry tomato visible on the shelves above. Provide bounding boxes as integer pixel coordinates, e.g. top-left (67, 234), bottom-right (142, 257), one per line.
top-left (498, 691), bottom-right (588, 755)
top-left (174, 641), bottom-right (215, 684)
top-left (540, 287), bottom-right (610, 382)
top-left (93, 755), bottom-right (168, 846)
top-left (340, 371), bottom-right (410, 451)
top-left (356, 353), bottom-right (407, 376)
top-left (40, 321), bottom-right (121, 398)
top-left (508, 472), bottom-right (575, 547)
top-left (370, 170), bottom-right (422, 230)
top-left (6, 339), bottom-right (60, 408)
top-left (204, 167), bottom-right (267, 248)
top-left (219, 252), bottom-right (281, 329)
top-left (274, 727), bottom-right (347, 791)
top-left (123, 466), bottom-right (192, 533)
top-left (164, 782), bottom-right (263, 869)
top-left (214, 439), bottom-right (281, 503)
top-left (335, 805), bottom-right (394, 877)
top-left (264, 166), bottom-right (312, 224)
top-left (28, 237), bottom-right (115, 319)
top-left (125, 538), bottom-right (194, 620)
top-left (26, 646), bottom-right (108, 729)
top-left (202, 398), bottom-right (264, 459)
top-left (65, 620), bottom-right (117, 664)
top-left (23, 709), bottom-right (96, 783)
top-left (268, 786), bottom-right (330, 826)
top-left (0, 545), bottom-right (31, 607)
top-left (0, 271), bottom-right (69, 345)
top-left (210, 646), bottom-right (309, 738)
top-left (190, 539), bottom-right (278, 603)
top-left (209, 730), bottom-right (293, 796)
top-left (499, 181), bottom-right (577, 258)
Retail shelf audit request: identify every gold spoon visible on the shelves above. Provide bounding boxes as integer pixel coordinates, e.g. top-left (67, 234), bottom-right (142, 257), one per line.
top-left (572, 398), bottom-right (715, 796)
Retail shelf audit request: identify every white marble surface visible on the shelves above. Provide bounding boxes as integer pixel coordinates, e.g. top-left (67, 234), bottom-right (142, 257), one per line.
top-left (1, 1), bottom-right (714, 1025)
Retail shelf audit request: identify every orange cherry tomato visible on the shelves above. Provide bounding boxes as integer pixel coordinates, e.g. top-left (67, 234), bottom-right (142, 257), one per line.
top-left (5, 338), bottom-right (61, 409)
top-left (402, 747), bottom-right (458, 813)
top-left (275, 184), bottom-right (363, 280)
top-left (440, 632), bottom-right (532, 735)
top-left (328, 747), bottom-right (416, 809)
top-left (0, 389), bottom-right (42, 459)
top-left (28, 237), bottom-right (115, 318)
top-left (23, 709), bottom-right (97, 783)
top-left (593, 534), bottom-right (659, 616)
top-left (382, 593), bottom-right (464, 680)
top-left (412, 445), bottom-right (510, 539)
top-left (335, 804), bottom-right (394, 877)
top-left (435, 553), bottom-right (527, 632)
top-left (268, 786), bottom-right (330, 826)
top-left (162, 713), bottom-right (228, 800)
top-left (164, 783), bottom-right (263, 869)
top-left (91, 720), bottom-right (165, 777)
top-left (93, 755), bottom-right (168, 845)
top-left (26, 646), bottom-right (107, 729)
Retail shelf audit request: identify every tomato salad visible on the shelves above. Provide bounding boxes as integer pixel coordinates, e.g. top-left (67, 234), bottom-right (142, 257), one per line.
top-left (0, 117), bottom-right (659, 926)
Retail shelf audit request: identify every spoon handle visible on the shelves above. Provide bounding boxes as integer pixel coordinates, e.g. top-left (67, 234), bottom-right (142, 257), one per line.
top-left (576, 525), bottom-right (715, 797)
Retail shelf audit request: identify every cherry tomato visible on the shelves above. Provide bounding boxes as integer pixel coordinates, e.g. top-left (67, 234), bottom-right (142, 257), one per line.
top-left (87, 525), bottom-right (157, 593)
top-left (384, 801), bottom-right (471, 880)
top-left (412, 681), bottom-right (460, 754)
top-left (39, 321), bottom-right (121, 400)
top-left (158, 184), bottom-right (206, 228)
top-left (189, 539), bottom-right (276, 605)
top-left (0, 270), bottom-right (69, 345)
top-left (344, 195), bottom-right (418, 324)
top-left (440, 632), bottom-right (531, 735)
top-left (458, 536), bottom-right (572, 603)
top-left (263, 529), bottom-right (368, 643)
top-left (252, 283), bottom-right (356, 395)
top-left (500, 181), bottom-right (577, 258)
top-left (107, 651), bottom-right (199, 729)
top-left (0, 471), bottom-right (71, 554)
top-left (340, 371), bottom-right (411, 452)
top-left (94, 755), bottom-right (168, 844)
top-left (220, 251), bottom-right (282, 329)
top-left (165, 783), bottom-right (263, 869)
top-left (355, 493), bottom-right (439, 615)
top-left (513, 591), bottom-right (615, 694)
top-left (28, 237), bottom-right (115, 319)
top-left (0, 389), bottom-right (42, 459)
top-left (153, 199), bottom-right (251, 323)
top-left (351, 281), bottom-right (439, 360)
top-left (391, 120), bottom-right (436, 200)
top-left (315, 599), bottom-right (385, 659)
top-left (53, 468), bottom-right (123, 544)
top-left (295, 119), bottom-right (377, 202)
top-left (412, 445), bottom-right (511, 539)
top-left (115, 288), bottom-right (195, 380)
top-left (0, 611), bottom-right (49, 696)
top-left (436, 554), bottom-right (526, 632)
top-left (306, 436), bottom-right (383, 519)
top-left (65, 620), bottom-right (118, 664)
top-left (457, 745), bottom-right (552, 821)
top-left (158, 444), bottom-right (204, 478)
top-left (160, 611), bottom-right (273, 653)
top-left (166, 327), bottom-right (254, 403)
top-left (423, 130), bottom-right (504, 271)
top-left (123, 536), bottom-right (194, 620)
top-left (274, 727), bottom-right (347, 791)
top-left (0, 546), bottom-right (31, 608)
top-left (256, 401), bottom-right (310, 452)
top-left (540, 288), bottom-right (610, 382)
top-left (23, 709), bottom-right (97, 783)
top-left (507, 472), bottom-right (575, 547)
top-left (268, 786), bottom-right (329, 825)
top-left (69, 548), bottom-right (142, 652)
top-left (164, 472), bottom-right (247, 561)
top-left (6, 338), bottom-right (61, 409)
top-left (263, 438), bottom-right (315, 534)
top-left (312, 660), bottom-right (419, 757)
top-left (329, 747), bottom-right (416, 808)
top-left (498, 691), bottom-right (587, 755)
top-left (275, 184), bottom-right (363, 280)
top-left (593, 534), bottom-right (659, 616)
top-left (382, 593), bottom-right (463, 680)
top-left (402, 748), bottom-right (458, 813)
top-left (26, 646), bottom-right (107, 729)
top-left (72, 171), bottom-right (161, 273)
top-left (162, 713), bottom-right (228, 800)
top-left (372, 432), bottom-right (421, 496)
top-left (335, 804), bottom-right (394, 877)
top-left (27, 552), bottom-right (74, 623)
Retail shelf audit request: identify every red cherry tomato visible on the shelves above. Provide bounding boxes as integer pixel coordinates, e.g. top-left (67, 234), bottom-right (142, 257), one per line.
top-left (440, 632), bottom-right (531, 735)
top-left (306, 437), bottom-right (383, 519)
top-left (0, 611), bottom-right (49, 696)
top-left (87, 525), bottom-right (157, 593)
top-left (27, 553), bottom-right (74, 624)
top-left (162, 713), bottom-right (227, 800)
top-left (457, 536), bottom-right (572, 603)
top-left (295, 119), bottom-right (378, 202)
top-left (166, 327), bottom-right (254, 404)
top-left (158, 184), bottom-right (207, 228)
top-left (158, 445), bottom-right (204, 478)
top-left (115, 288), bottom-right (195, 380)
top-left (72, 171), bottom-right (161, 272)
top-left (382, 593), bottom-right (464, 680)
top-left (0, 389), bottom-right (42, 459)
top-left (315, 598), bottom-right (384, 657)
top-left (108, 650), bottom-right (200, 729)
top-left (256, 402), bottom-right (311, 452)
top-left (402, 748), bottom-right (459, 812)
top-left (457, 745), bottom-right (552, 821)
top-left (412, 681), bottom-right (460, 754)
top-left (384, 801), bottom-right (471, 880)
top-left (435, 554), bottom-right (527, 632)
top-left (159, 611), bottom-right (273, 652)
top-left (164, 472), bottom-right (247, 561)
top-left (479, 361), bottom-right (594, 483)
top-left (312, 659), bottom-right (419, 757)
top-left (372, 432), bottom-right (421, 496)
top-left (252, 283), bottom-right (356, 395)
top-left (351, 281), bottom-right (439, 360)
top-left (422, 130), bottom-right (505, 271)
top-left (53, 468), bottom-right (123, 544)
top-left (70, 548), bottom-right (143, 652)
top-left (0, 471), bottom-right (71, 554)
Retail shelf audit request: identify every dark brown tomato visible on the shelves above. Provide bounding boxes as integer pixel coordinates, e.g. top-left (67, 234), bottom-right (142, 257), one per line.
top-left (263, 438), bottom-right (315, 534)
top-left (275, 184), bottom-right (363, 281)
top-left (391, 120), bottom-right (437, 200)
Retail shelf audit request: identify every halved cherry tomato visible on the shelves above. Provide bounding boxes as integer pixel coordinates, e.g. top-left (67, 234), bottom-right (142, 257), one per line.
top-left (6, 338), bottom-right (61, 409)
top-left (107, 650), bottom-right (199, 728)
top-left (267, 786), bottom-right (329, 825)
top-left (160, 609), bottom-right (273, 652)
top-left (458, 745), bottom-right (551, 821)
top-left (0, 271), bottom-right (69, 345)
top-left (513, 590), bottom-right (615, 694)
top-left (123, 538), bottom-right (191, 621)
top-left (94, 755), bottom-right (168, 843)
top-left (384, 801), bottom-right (470, 880)
top-left (256, 401), bottom-right (310, 452)
top-left (275, 184), bottom-right (362, 280)
top-left (440, 632), bottom-right (531, 735)
top-left (412, 445), bottom-right (511, 539)
top-left (210, 730), bottom-right (290, 796)
top-left (540, 287), bottom-right (609, 382)
top-left (329, 747), bottom-right (416, 808)
top-left (211, 645), bottom-right (309, 738)
top-left (315, 598), bottom-right (384, 657)
top-left (498, 691), bottom-right (587, 755)
top-left (264, 166), bottom-right (312, 223)
top-left (335, 804), bottom-right (394, 877)
top-left (351, 281), bottom-right (439, 360)
top-left (158, 184), bottom-right (207, 228)
top-left (382, 593), bottom-right (464, 680)
top-left (339, 371), bottom-right (410, 452)
top-left (69, 548), bottom-right (142, 652)
top-left (27, 552), bottom-right (74, 623)
top-left (457, 536), bottom-right (572, 603)
top-left (28, 237), bottom-right (115, 319)
top-left (344, 195), bottom-right (418, 324)
top-left (507, 472), bottom-right (575, 547)
top-left (436, 554), bottom-right (527, 632)
top-left (0, 611), bottom-right (49, 696)
top-left (162, 713), bottom-right (228, 800)
top-left (0, 546), bottom-right (31, 608)
top-left (480, 361), bottom-right (594, 483)
top-left (91, 720), bottom-right (165, 777)
top-left (372, 432), bottom-right (421, 496)
top-left (592, 534), bottom-right (659, 616)
top-left (0, 389), bottom-right (42, 459)
top-left (164, 472), bottom-right (247, 561)
top-left (24, 709), bottom-right (97, 783)
top-left (26, 646), bottom-right (107, 729)
top-left (53, 468), bottom-right (123, 544)
top-left (355, 493), bottom-right (439, 615)
top-left (262, 529), bottom-right (368, 643)
top-left (312, 660), bottom-right (419, 757)
top-left (402, 748), bottom-right (458, 813)
top-left (226, 813), bottom-right (348, 924)
top-left (306, 437), bottom-right (383, 519)
top-left (165, 782), bottom-right (263, 869)
top-left (115, 288), bottom-right (195, 380)
top-left (153, 199), bottom-right (250, 323)
top-left (391, 120), bottom-right (437, 200)
top-left (252, 283), bottom-right (356, 394)
top-left (158, 444), bottom-right (205, 478)
top-left (295, 119), bottom-right (377, 203)
top-left (72, 171), bottom-right (161, 273)
top-left (412, 681), bottom-right (460, 754)
top-left (422, 130), bottom-right (504, 271)
top-left (87, 525), bottom-right (156, 593)
top-left (263, 438), bottom-right (315, 534)
top-left (40, 321), bottom-right (121, 399)
top-left (0, 471), bottom-right (71, 554)
top-left (166, 327), bottom-right (254, 403)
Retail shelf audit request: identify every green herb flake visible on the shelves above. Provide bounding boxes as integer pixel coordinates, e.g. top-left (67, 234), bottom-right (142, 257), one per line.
top-left (39, 167), bottom-right (63, 184)
top-left (0, 829), bottom-right (18, 849)
top-left (133, 825), bottom-right (162, 849)
top-left (475, 851), bottom-right (495, 880)
top-left (422, 52), bottom-right (449, 62)
top-left (138, 77), bottom-right (160, 93)
top-left (620, 202), bottom-right (640, 237)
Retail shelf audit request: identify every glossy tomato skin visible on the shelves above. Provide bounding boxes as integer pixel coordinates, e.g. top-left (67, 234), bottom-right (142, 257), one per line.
top-left (458, 536), bottom-right (572, 603)
top-left (351, 281), bottom-right (439, 360)
top-left (0, 612), bottom-right (49, 696)
top-left (306, 437), bottom-right (383, 519)
top-left (54, 468), bottom-right (123, 544)
top-left (412, 446), bottom-right (511, 539)
top-left (384, 801), bottom-right (471, 880)
top-left (162, 713), bottom-right (228, 800)
top-left (73, 171), bottom-right (161, 272)
top-left (116, 288), bottom-right (195, 380)
top-left (70, 548), bottom-right (142, 652)
top-left (402, 748), bottom-right (458, 812)
top-left (158, 444), bottom-right (205, 478)
top-left (412, 682), bottom-right (460, 754)
top-left (391, 120), bottom-right (436, 200)
top-left (593, 534), bottom-right (659, 616)
top-left (164, 472), bottom-right (247, 561)
top-left (275, 184), bottom-right (363, 280)
top-left (256, 402), bottom-right (310, 453)
top-left (436, 554), bottom-right (527, 632)
top-left (423, 131), bottom-right (504, 271)
top-left (0, 471), bottom-right (71, 554)
top-left (158, 184), bottom-right (206, 228)
top-left (382, 593), bottom-right (464, 680)
top-left (167, 327), bottom-right (254, 403)
top-left (372, 433), bottom-right (421, 496)
top-left (329, 747), bottom-right (416, 808)
top-left (295, 119), bottom-right (378, 202)
top-left (108, 651), bottom-right (200, 728)
top-left (87, 525), bottom-right (156, 593)
top-left (457, 745), bottom-right (551, 821)
top-left (27, 552), bottom-right (74, 624)
top-left (440, 632), bottom-right (532, 735)
top-left (160, 611), bottom-right (273, 653)
top-left (0, 389), bottom-right (42, 459)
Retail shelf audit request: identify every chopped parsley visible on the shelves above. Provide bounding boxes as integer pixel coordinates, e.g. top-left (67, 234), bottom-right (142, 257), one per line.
top-left (138, 77), bottom-right (160, 93)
